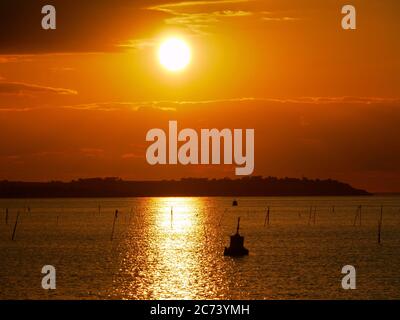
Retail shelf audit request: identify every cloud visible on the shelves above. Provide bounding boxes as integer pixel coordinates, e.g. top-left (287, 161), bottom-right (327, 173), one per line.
top-left (148, 0), bottom-right (253, 34)
top-left (2, 96), bottom-right (399, 113)
top-left (118, 38), bottom-right (158, 50)
top-left (164, 10), bottom-right (252, 33)
top-left (278, 96), bottom-right (400, 105)
top-left (149, 0), bottom-right (251, 12)
top-left (261, 16), bottom-right (298, 22)
top-left (0, 55), bottom-right (33, 63)
top-left (80, 148), bottom-right (105, 157)
top-left (0, 81), bottom-right (78, 96)
top-left (50, 66), bottom-right (75, 72)
top-left (260, 11), bottom-right (300, 22)
top-left (148, 1), bottom-right (301, 35)
top-left (143, 96), bottom-right (400, 107)
top-left (0, 0), bottom-right (164, 54)
top-left (121, 153), bottom-right (142, 159)
top-left (61, 101), bottom-right (176, 112)
top-left (0, 107), bottom-right (34, 112)
top-left (0, 101), bottom-right (176, 112)
top-left (0, 55), bottom-right (33, 64)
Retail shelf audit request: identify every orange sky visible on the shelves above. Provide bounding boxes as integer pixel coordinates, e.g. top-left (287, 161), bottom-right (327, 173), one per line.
top-left (0, 0), bottom-right (399, 192)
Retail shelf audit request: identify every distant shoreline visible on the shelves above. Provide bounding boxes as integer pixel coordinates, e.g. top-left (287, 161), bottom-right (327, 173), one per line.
top-left (0, 177), bottom-right (371, 198)
top-left (0, 193), bottom-right (378, 200)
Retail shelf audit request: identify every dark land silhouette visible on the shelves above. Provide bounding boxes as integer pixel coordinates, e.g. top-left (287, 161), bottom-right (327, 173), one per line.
top-left (0, 176), bottom-right (370, 198)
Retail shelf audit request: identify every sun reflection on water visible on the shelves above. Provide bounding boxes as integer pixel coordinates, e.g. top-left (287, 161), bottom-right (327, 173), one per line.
top-left (148, 197), bottom-right (204, 299)
top-left (114, 197), bottom-right (230, 299)
top-left (159, 197), bottom-right (198, 232)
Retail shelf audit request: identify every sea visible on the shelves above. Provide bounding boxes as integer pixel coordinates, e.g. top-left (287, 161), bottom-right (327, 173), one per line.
top-left (1, 196), bottom-right (399, 300)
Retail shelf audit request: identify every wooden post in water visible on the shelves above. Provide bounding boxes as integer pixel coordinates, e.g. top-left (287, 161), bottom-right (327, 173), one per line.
top-left (110, 210), bottom-right (118, 241)
top-left (5, 208), bottom-right (8, 224)
top-left (308, 207), bottom-right (312, 225)
top-left (313, 207), bottom-right (317, 225)
top-left (11, 211), bottom-right (20, 241)
top-left (378, 206), bottom-right (383, 245)
top-left (171, 206), bottom-right (173, 228)
top-left (236, 217), bottom-right (241, 234)
top-left (353, 206), bottom-right (361, 226)
top-left (218, 208), bottom-right (226, 227)
top-left (264, 207), bottom-right (270, 227)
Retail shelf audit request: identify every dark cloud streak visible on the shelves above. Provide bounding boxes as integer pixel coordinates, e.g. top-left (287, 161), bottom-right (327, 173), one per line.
top-left (0, 81), bottom-right (77, 95)
top-left (0, 0), bottom-right (169, 54)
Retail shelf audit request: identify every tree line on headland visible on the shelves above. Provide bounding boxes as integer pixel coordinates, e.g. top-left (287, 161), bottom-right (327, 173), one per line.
top-left (0, 176), bottom-right (370, 198)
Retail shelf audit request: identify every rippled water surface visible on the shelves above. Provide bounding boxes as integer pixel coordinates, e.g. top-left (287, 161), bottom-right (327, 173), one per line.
top-left (1, 196), bottom-right (400, 299)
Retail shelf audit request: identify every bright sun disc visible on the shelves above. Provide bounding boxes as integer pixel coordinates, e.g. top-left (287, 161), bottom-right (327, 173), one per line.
top-left (158, 38), bottom-right (191, 72)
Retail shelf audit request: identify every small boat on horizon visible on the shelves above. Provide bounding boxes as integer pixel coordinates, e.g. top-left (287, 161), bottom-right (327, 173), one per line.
top-left (232, 199), bottom-right (238, 206)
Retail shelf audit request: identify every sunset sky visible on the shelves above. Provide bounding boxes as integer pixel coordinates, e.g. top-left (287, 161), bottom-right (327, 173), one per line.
top-left (0, 0), bottom-right (399, 192)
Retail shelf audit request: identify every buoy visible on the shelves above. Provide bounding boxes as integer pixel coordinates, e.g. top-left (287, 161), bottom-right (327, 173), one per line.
top-left (224, 217), bottom-right (249, 257)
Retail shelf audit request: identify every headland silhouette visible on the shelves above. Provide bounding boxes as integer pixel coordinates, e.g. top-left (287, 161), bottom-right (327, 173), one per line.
top-left (0, 176), bottom-right (370, 198)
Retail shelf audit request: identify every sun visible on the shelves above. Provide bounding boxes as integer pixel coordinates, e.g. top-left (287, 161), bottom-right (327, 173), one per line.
top-left (158, 38), bottom-right (191, 72)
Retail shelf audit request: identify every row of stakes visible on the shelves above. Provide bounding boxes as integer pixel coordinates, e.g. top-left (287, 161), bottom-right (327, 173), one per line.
top-left (2, 205), bottom-right (386, 244)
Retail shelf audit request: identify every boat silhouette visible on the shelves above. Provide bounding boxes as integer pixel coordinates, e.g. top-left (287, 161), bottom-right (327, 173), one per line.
top-left (224, 217), bottom-right (249, 256)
